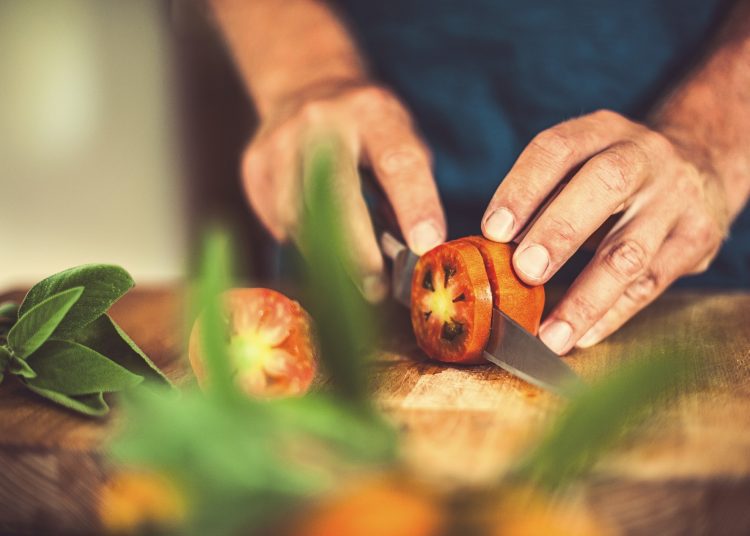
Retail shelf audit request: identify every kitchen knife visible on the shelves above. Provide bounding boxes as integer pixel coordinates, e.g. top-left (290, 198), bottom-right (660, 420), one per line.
top-left (380, 231), bottom-right (584, 396)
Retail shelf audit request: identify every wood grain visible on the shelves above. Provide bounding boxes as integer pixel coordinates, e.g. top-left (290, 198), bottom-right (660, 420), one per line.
top-left (373, 292), bottom-right (750, 486)
top-left (1, 287), bottom-right (749, 534)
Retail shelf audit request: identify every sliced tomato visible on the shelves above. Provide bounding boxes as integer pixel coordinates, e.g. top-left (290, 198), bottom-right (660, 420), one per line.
top-left (189, 288), bottom-right (317, 398)
top-left (410, 240), bottom-right (493, 364)
top-left (460, 236), bottom-right (545, 335)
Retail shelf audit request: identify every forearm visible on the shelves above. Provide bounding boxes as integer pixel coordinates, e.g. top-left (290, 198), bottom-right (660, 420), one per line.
top-left (651, 0), bottom-right (750, 221)
top-left (210, 0), bottom-right (367, 118)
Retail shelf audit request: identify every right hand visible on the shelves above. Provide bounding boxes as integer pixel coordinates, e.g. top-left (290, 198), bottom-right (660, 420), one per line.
top-left (242, 81), bottom-right (446, 302)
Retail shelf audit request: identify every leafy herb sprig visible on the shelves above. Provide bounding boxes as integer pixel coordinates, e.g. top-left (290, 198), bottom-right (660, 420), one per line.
top-left (107, 141), bottom-right (397, 534)
top-left (0, 264), bottom-right (171, 416)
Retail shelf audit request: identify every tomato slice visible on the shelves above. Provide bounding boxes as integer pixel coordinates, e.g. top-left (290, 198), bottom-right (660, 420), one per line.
top-left (460, 236), bottom-right (545, 335)
top-left (410, 240), bottom-right (493, 364)
top-left (189, 288), bottom-right (318, 398)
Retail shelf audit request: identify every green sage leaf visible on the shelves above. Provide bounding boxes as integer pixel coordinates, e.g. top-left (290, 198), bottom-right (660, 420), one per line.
top-left (300, 140), bottom-right (374, 405)
top-left (0, 346), bottom-right (10, 383)
top-left (18, 264), bottom-right (134, 338)
top-left (9, 356), bottom-right (37, 379)
top-left (73, 314), bottom-right (172, 387)
top-left (0, 302), bottom-right (19, 341)
top-left (7, 287), bottom-right (84, 359)
top-left (195, 229), bottom-right (235, 401)
top-left (25, 384), bottom-right (109, 416)
top-left (26, 340), bottom-right (143, 395)
top-left (0, 301), bottom-right (19, 319)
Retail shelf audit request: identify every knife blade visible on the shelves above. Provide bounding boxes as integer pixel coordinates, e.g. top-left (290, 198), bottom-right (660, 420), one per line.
top-left (484, 307), bottom-right (584, 396)
top-left (380, 231), bottom-right (584, 396)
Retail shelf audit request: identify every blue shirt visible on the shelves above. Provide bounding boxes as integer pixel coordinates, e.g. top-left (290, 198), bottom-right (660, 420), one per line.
top-left (334, 0), bottom-right (749, 287)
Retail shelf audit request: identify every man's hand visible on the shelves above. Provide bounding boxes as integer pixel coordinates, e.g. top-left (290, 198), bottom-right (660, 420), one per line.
top-left (210, 0), bottom-right (445, 301)
top-left (482, 110), bottom-right (730, 354)
top-left (243, 81), bottom-right (446, 301)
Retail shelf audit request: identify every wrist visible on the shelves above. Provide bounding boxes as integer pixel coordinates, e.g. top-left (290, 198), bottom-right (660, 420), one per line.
top-left (654, 115), bottom-right (748, 226)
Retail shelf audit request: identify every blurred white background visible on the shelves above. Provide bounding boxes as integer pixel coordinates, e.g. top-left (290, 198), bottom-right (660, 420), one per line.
top-left (0, 0), bottom-right (186, 289)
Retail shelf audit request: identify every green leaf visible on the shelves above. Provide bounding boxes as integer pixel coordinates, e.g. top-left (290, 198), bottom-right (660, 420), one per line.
top-left (18, 264), bottom-right (134, 338)
top-left (0, 302), bottom-right (19, 341)
top-left (25, 384), bottom-right (109, 416)
top-left (26, 340), bottom-right (143, 395)
top-left (299, 140), bottom-right (374, 405)
top-left (513, 346), bottom-right (702, 490)
top-left (74, 315), bottom-right (172, 387)
top-left (7, 287), bottom-right (84, 359)
top-left (0, 346), bottom-right (10, 383)
top-left (9, 356), bottom-right (37, 379)
top-left (0, 301), bottom-right (19, 319)
top-left (110, 387), bottom-right (396, 535)
top-left (195, 229), bottom-right (236, 401)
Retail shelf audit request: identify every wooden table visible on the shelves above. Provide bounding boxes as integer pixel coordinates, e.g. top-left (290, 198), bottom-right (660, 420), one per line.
top-left (1, 287), bottom-right (749, 534)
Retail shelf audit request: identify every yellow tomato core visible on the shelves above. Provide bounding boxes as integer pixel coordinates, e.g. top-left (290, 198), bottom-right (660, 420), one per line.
top-left (230, 331), bottom-right (275, 370)
top-left (427, 285), bottom-right (454, 323)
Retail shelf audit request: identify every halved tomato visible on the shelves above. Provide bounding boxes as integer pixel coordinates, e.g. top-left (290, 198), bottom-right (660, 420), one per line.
top-left (189, 288), bottom-right (317, 398)
top-left (460, 236), bottom-right (545, 335)
top-left (410, 240), bottom-right (493, 364)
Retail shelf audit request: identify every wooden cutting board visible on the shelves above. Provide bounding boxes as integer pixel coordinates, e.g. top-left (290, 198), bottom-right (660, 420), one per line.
top-left (1, 287), bottom-right (749, 534)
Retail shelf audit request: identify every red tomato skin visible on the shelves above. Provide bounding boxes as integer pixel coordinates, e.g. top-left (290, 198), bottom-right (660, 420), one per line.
top-left (460, 237), bottom-right (545, 335)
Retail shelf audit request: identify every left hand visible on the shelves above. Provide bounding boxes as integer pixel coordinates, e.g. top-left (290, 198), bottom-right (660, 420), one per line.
top-left (481, 109), bottom-right (730, 354)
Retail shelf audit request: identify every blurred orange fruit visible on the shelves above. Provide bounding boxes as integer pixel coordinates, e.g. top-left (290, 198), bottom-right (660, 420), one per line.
top-left (294, 476), bottom-right (443, 536)
top-left (99, 469), bottom-right (185, 533)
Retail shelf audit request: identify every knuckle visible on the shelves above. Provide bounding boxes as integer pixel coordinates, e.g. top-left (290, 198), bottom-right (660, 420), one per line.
top-left (693, 216), bottom-right (721, 245)
top-left (591, 109), bottom-right (624, 124)
top-left (624, 271), bottom-right (658, 303)
top-left (241, 146), bottom-right (264, 185)
top-left (689, 259), bottom-right (711, 275)
top-left (601, 238), bottom-right (649, 281)
top-left (529, 129), bottom-right (576, 163)
top-left (298, 100), bottom-right (325, 122)
top-left (356, 85), bottom-right (392, 105)
top-left (590, 150), bottom-right (636, 195)
top-left (506, 184), bottom-right (539, 209)
top-left (675, 166), bottom-right (706, 201)
top-left (276, 201), bottom-right (300, 231)
top-left (620, 139), bottom-right (650, 168)
top-left (544, 214), bottom-right (580, 247)
top-left (354, 86), bottom-right (404, 117)
top-left (567, 293), bottom-right (601, 326)
top-left (641, 129), bottom-right (674, 156)
top-left (376, 144), bottom-right (427, 176)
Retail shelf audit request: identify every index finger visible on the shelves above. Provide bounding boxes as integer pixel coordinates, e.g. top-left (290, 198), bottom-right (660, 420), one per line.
top-left (482, 110), bottom-right (633, 242)
top-left (361, 115), bottom-right (446, 255)
top-left (300, 134), bottom-right (389, 302)
top-left (513, 140), bottom-right (649, 284)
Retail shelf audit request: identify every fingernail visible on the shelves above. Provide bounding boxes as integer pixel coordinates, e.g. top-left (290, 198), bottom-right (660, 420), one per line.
top-left (539, 320), bottom-right (573, 354)
top-left (577, 326), bottom-right (603, 348)
top-left (484, 208), bottom-right (515, 242)
top-left (409, 221), bottom-right (442, 255)
top-left (515, 244), bottom-right (550, 281)
top-left (361, 274), bottom-right (389, 303)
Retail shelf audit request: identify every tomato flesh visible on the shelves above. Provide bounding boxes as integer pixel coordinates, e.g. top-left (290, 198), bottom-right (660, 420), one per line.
top-left (411, 240), bottom-right (493, 364)
top-left (460, 236), bottom-right (545, 335)
top-left (189, 288), bottom-right (317, 398)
